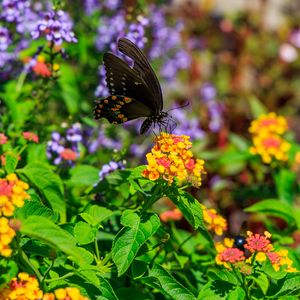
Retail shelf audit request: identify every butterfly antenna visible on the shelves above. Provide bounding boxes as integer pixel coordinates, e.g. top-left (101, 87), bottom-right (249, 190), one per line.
top-left (166, 101), bottom-right (190, 113)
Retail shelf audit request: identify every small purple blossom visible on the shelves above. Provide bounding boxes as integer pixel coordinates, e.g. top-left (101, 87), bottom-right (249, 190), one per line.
top-left (98, 161), bottom-right (125, 181)
top-left (31, 10), bottom-right (77, 45)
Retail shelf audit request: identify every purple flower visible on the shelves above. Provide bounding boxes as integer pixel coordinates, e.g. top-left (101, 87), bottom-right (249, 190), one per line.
top-left (0, 27), bottom-right (11, 51)
top-left (66, 123), bottom-right (82, 143)
top-left (98, 161), bottom-right (125, 181)
top-left (1, 0), bottom-right (30, 23)
top-left (172, 107), bottom-right (205, 140)
top-left (31, 10), bottom-right (77, 45)
top-left (200, 83), bottom-right (223, 132)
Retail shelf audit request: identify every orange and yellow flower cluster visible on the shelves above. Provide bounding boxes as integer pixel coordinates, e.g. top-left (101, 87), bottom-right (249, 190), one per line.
top-left (0, 173), bottom-right (30, 217)
top-left (249, 113), bottom-right (290, 164)
top-left (142, 133), bottom-right (206, 187)
top-left (201, 204), bottom-right (227, 236)
top-left (43, 287), bottom-right (89, 300)
top-left (215, 231), bottom-right (298, 273)
top-left (0, 273), bottom-right (89, 300)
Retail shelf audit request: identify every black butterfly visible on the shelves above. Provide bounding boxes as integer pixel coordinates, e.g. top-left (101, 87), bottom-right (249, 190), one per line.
top-left (93, 38), bottom-right (174, 134)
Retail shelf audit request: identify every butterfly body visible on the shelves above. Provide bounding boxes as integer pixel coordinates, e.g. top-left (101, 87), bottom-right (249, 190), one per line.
top-left (93, 38), bottom-right (172, 134)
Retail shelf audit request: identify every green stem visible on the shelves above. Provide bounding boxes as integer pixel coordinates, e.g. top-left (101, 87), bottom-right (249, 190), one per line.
top-left (41, 259), bottom-right (55, 283)
top-left (94, 237), bottom-right (100, 262)
top-left (16, 242), bottom-right (43, 282)
top-left (44, 272), bottom-right (75, 282)
top-left (230, 264), bottom-right (250, 299)
top-left (141, 181), bottom-right (166, 214)
top-left (176, 231), bottom-right (197, 252)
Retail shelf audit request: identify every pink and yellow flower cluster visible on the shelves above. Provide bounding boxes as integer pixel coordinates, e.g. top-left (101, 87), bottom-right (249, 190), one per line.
top-left (215, 231), bottom-right (297, 273)
top-left (0, 273), bottom-right (89, 300)
top-left (142, 133), bottom-right (206, 187)
top-left (0, 174), bottom-right (30, 257)
top-left (249, 113), bottom-right (290, 164)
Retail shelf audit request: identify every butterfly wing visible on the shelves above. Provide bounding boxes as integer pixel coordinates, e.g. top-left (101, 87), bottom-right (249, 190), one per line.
top-left (94, 95), bottom-right (153, 124)
top-left (118, 38), bottom-right (163, 113)
top-left (103, 53), bottom-right (156, 112)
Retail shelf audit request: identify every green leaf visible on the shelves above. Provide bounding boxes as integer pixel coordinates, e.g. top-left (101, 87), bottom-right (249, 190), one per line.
top-left (112, 210), bottom-right (160, 276)
top-left (273, 273), bottom-right (300, 298)
top-left (18, 162), bottom-right (66, 222)
top-left (96, 277), bottom-right (119, 300)
top-left (293, 208), bottom-right (300, 230)
top-left (252, 272), bottom-right (269, 295)
top-left (274, 169), bottom-right (296, 204)
top-left (15, 199), bottom-right (58, 221)
top-left (244, 199), bottom-right (294, 223)
top-left (80, 205), bottom-right (113, 227)
top-left (0, 259), bottom-right (18, 288)
top-left (148, 264), bottom-right (196, 300)
top-left (74, 221), bottom-right (96, 245)
top-left (21, 216), bottom-right (93, 266)
top-left (168, 190), bottom-right (206, 230)
top-left (69, 165), bottom-right (100, 186)
top-left (4, 154), bottom-right (18, 174)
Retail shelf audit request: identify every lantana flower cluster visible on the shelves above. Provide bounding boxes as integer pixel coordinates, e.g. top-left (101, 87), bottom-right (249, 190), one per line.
top-left (201, 204), bottom-right (227, 236)
top-left (249, 113), bottom-right (291, 164)
top-left (0, 173), bottom-right (30, 217)
top-left (142, 133), bottom-right (206, 187)
top-left (215, 231), bottom-right (298, 273)
top-left (0, 273), bottom-right (89, 300)
top-left (0, 217), bottom-right (16, 257)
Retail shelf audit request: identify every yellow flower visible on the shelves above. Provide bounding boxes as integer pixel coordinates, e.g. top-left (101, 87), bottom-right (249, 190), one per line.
top-left (201, 204), bottom-right (227, 236)
top-left (0, 217), bottom-right (16, 257)
top-left (0, 174), bottom-right (30, 217)
top-left (0, 272), bottom-right (43, 299)
top-left (143, 133), bottom-right (206, 187)
top-left (249, 112), bottom-right (288, 135)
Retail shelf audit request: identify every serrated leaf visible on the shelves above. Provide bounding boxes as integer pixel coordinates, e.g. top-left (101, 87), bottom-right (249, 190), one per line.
top-left (80, 205), bottom-right (113, 227)
top-left (112, 211), bottom-right (160, 276)
top-left (244, 199), bottom-right (294, 223)
top-left (252, 272), bottom-right (269, 295)
top-left (168, 190), bottom-right (206, 230)
top-left (4, 154), bottom-right (18, 174)
top-left (148, 264), bottom-right (196, 300)
top-left (74, 221), bottom-right (96, 245)
top-left (18, 162), bottom-right (66, 222)
top-left (15, 199), bottom-right (58, 221)
top-left (21, 216), bottom-right (93, 266)
top-left (273, 273), bottom-right (300, 297)
top-left (96, 277), bottom-right (119, 300)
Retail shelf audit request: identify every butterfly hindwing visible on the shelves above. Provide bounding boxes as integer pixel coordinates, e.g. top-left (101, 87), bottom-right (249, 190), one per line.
top-left (118, 38), bottom-right (163, 112)
top-left (94, 95), bottom-right (153, 124)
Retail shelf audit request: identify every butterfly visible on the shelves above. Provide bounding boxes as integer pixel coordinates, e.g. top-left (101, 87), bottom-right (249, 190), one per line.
top-left (93, 38), bottom-right (175, 134)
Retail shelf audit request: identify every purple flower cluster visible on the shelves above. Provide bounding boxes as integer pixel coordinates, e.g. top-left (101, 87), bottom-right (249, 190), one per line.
top-left (148, 6), bottom-right (191, 81)
top-left (98, 161), bottom-right (125, 181)
top-left (46, 123), bottom-right (82, 165)
top-left (87, 125), bottom-right (122, 153)
top-left (0, 26), bottom-right (15, 68)
top-left (200, 83), bottom-right (223, 132)
top-left (31, 10), bottom-right (77, 45)
top-left (84, 0), bottom-right (121, 15)
top-left (172, 107), bottom-right (205, 140)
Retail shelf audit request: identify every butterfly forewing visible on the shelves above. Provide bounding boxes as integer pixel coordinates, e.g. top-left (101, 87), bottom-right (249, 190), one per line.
top-left (118, 38), bottom-right (163, 112)
top-left (103, 53), bottom-right (156, 112)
